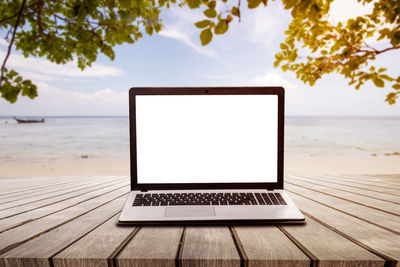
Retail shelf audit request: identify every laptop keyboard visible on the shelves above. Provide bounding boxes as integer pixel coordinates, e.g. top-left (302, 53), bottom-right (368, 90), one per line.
top-left (132, 192), bottom-right (287, 206)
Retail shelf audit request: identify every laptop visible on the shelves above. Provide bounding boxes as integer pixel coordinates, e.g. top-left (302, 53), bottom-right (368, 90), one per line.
top-left (119, 87), bottom-right (305, 224)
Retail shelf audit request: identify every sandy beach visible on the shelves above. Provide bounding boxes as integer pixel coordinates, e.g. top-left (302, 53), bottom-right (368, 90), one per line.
top-left (1, 156), bottom-right (399, 177)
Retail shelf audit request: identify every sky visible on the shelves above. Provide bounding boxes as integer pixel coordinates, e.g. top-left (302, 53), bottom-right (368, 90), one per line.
top-left (0, 0), bottom-right (399, 116)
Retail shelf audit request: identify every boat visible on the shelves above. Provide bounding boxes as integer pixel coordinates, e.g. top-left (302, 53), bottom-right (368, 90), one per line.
top-left (13, 116), bottom-right (45, 123)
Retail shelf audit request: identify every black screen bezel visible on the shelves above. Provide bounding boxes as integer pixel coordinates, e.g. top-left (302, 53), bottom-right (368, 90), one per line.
top-left (129, 87), bottom-right (285, 191)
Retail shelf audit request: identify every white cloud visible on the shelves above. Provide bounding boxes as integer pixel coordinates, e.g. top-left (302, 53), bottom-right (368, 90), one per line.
top-left (329, 0), bottom-right (394, 48)
top-left (159, 7), bottom-right (217, 57)
top-left (329, 0), bottom-right (373, 24)
top-left (0, 50), bottom-right (123, 82)
top-left (214, 0), bottom-right (291, 49)
top-left (0, 39), bottom-right (8, 47)
top-left (239, 2), bottom-right (291, 46)
top-left (251, 71), bottom-right (296, 89)
top-left (0, 83), bottom-right (128, 116)
top-left (159, 26), bottom-right (216, 57)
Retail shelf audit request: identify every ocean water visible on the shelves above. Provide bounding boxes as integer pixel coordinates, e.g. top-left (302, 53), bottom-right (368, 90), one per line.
top-left (0, 116), bottom-right (129, 162)
top-left (285, 116), bottom-right (400, 157)
top-left (0, 116), bottom-right (399, 162)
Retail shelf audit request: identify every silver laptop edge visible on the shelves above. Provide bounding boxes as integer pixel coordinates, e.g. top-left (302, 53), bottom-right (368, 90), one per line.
top-left (119, 87), bottom-right (305, 224)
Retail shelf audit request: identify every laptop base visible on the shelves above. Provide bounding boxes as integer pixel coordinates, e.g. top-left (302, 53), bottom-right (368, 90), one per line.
top-left (119, 190), bottom-right (305, 224)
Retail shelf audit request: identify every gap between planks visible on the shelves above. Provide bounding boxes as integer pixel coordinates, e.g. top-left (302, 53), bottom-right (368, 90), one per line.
top-left (286, 192), bottom-right (400, 266)
top-left (288, 175), bottom-right (400, 200)
top-left (0, 188), bottom-right (129, 255)
top-left (0, 179), bottom-right (129, 221)
top-left (0, 181), bottom-right (130, 233)
top-left (285, 180), bottom-right (400, 217)
top-left (0, 176), bottom-right (104, 197)
top-left (313, 175), bottom-right (400, 191)
top-left (285, 185), bottom-right (400, 235)
top-left (0, 176), bottom-right (126, 208)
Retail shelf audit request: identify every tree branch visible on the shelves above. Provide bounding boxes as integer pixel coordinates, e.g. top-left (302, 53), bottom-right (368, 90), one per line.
top-left (0, 0), bottom-right (27, 87)
top-left (375, 45), bottom-right (400, 55)
top-left (238, 0), bottom-right (241, 23)
top-left (354, 45), bottom-right (400, 57)
top-left (36, 0), bottom-right (44, 35)
top-left (0, 1), bottom-right (39, 24)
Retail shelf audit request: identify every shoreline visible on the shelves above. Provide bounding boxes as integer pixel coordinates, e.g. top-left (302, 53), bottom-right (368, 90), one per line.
top-left (1, 156), bottom-right (399, 177)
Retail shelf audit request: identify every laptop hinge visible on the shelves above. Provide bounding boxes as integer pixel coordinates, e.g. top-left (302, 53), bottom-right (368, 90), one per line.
top-left (140, 189), bottom-right (148, 192)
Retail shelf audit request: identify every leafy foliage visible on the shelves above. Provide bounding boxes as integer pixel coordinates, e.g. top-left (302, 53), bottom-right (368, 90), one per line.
top-left (0, 0), bottom-right (165, 103)
top-left (1, 0), bottom-right (399, 104)
top-left (1, 68), bottom-right (37, 103)
top-left (192, 0), bottom-right (400, 104)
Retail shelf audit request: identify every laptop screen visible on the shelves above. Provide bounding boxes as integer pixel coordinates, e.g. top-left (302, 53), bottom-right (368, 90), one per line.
top-left (135, 95), bottom-right (278, 184)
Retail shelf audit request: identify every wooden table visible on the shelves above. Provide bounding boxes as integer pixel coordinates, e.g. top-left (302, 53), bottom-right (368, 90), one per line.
top-left (0, 175), bottom-right (399, 267)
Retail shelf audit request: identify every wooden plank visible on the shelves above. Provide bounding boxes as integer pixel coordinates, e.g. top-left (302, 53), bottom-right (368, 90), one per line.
top-left (0, 177), bottom-right (66, 191)
top-left (287, 191), bottom-right (400, 265)
top-left (343, 174), bottom-right (400, 183)
top-left (339, 174), bottom-right (400, 183)
top-left (290, 175), bottom-right (400, 198)
top-left (0, 177), bottom-right (105, 203)
top-left (179, 227), bottom-right (241, 267)
top-left (0, 176), bottom-right (123, 207)
top-left (0, 178), bottom-right (123, 206)
top-left (0, 180), bottom-right (129, 232)
top-left (0, 176), bottom-right (122, 202)
top-left (52, 213), bottom-right (137, 267)
top-left (0, 176), bottom-right (81, 189)
top-left (0, 177), bottom-right (83, 196)
top-left (233, 226), bottom-right (310, 267)
top-left (300, 174), bottom-right (400, 196)
top-left (285, 178), bottom-right (400, 216)
top-left (117, 227), bottom-right (183, 267)
top-left (0, 195), bottom-right (128, 267)
top-left (281, 216), bottom-right (384, 267)
top-left (0, 176), bottom-right (96, 197)
top-left (285, 183), bottom-right (400, 234)
top-left (0, 186), bottom-right (129, 255)
top-left (0, 178), bottom-right (127, 219)
top-left (366, 174), bottom-right (400, 182)
top-left (322, 175), bottom-right (400, 190)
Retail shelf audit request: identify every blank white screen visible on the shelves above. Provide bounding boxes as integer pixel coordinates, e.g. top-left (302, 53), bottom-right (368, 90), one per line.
top-left (136, 95), bottom-right (278, 183)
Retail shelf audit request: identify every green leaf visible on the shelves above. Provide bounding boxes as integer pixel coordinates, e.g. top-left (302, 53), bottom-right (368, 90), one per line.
top-left (380, 74), bottom-right (393, 82)
top-left (204, 9), bottom-right (217, 18)
top-left (200, 28), bottom-right (213, 46)
top-left (385, 92), bottom-right (397, 105)
top-left (214, 20), bottom-right (228, 35)
top-left (8, 70), bottom-right (18, 78)
top-left (247, 0), bottom-right (262, 9)
top-left (208, 1), bottom-right (216, 9)
top-left (195, 20), bottom-right (211, 29)
top-left (118, 0), bottom-right (133, 9)
top-left (231, 6), bottom-right (240, 17)
top-left (280, 43), bottom-right (288, 50)
top-left (15, 76), bottom-right (23, 83)
top-left (378, 68), bottom-right (387, 73)
top-left (372, 77), bottom-right (384, 87)
top-left (187, 0), bottom-right (200, 8)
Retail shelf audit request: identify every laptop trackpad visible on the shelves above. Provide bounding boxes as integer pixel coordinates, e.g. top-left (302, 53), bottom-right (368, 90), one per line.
top-left (164, 207), bottom-right (216, 217)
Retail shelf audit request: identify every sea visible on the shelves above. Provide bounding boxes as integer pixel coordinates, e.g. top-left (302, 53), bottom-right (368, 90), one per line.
top-left (0, 116), bottom-right (399, 162)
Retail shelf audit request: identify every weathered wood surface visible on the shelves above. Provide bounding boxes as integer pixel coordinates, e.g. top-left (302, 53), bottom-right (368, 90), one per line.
top-left (0, 175), bottom-right (398, 267)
